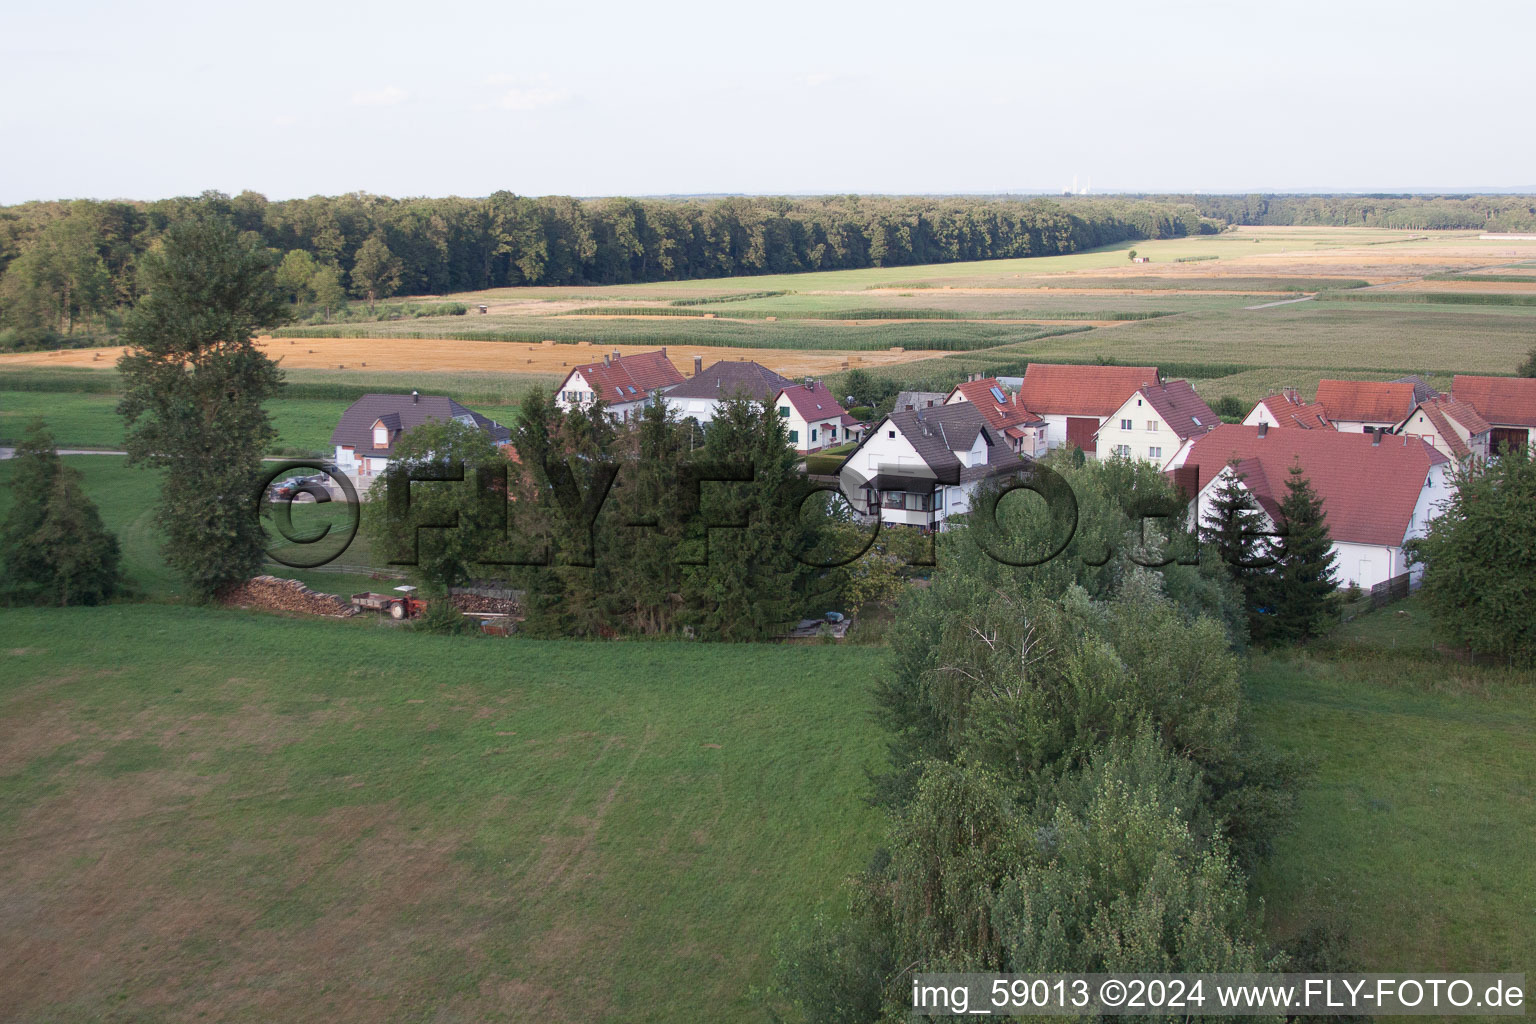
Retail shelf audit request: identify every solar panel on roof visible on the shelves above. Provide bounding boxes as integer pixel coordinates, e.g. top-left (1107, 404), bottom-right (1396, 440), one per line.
top-left (989, 386), bottom-right (1006, 403)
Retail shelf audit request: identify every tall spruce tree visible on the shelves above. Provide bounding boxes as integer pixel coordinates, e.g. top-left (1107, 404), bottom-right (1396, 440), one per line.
top-left (1199, 459), bottom-right (1277, 643)
top-left (0, 418), bottom-right (122, 605)
top-left (684, 393), bottom-right (814, 640)
top-left (1270, 461), bottom-right (1338, 642)
top-left (117, 215), bottom-right (288, 600)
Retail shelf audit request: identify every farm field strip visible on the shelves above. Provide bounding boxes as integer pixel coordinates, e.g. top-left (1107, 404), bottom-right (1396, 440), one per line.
top-left (0, 336), bottom-right (945, 377)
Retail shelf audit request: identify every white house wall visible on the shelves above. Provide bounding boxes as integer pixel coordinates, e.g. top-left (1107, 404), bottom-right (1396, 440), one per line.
top-left (1096, 393), bottom-right (1187, 469)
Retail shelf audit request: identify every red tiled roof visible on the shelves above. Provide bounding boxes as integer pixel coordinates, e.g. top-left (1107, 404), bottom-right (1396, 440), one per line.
top-left (947, 378), bottom-right (1045, 431)
top-left (1315, 379), bottom-right (1418, 424)
top-left (1180, 424), bottom-right (1447, 548)
top-left (562, 349), bottom-right (684, 404)
top-left (1451, 375), bottom-right (1536, 427)
top-left (1016, 363), bottom-right (1160, 417)
top-left (1254, 393), bottom-right (1332, 430)
top-left (1405, 395), bottom-right (1492, 459)
top-left (1136, 379), bottom-right (1219, 440)
top-left (778, 383), bottom-right (849, 423)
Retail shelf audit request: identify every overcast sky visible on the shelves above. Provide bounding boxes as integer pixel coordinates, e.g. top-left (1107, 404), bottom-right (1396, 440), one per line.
top-left (3, 0), bottom-right (1532, 204)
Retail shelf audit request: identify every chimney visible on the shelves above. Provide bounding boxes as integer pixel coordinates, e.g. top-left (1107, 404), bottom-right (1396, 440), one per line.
top-left (603, 355), bottom-right (611, 367)
top-left (1283, 386), bottom-right (1299, 404)
top-left (660, 346), bottom-right (666, 358)
top-left (804, 377), bottom-right (815, 391)
top-left (411, 390), bottom-right (419, 404)
top-left (1257, 422), bottom-right (1268, 438)
top-left (612, 350), bottom-right (620, 362)
top-left (694, 355), bottom-right (703, 376)
top-left (1372, 428), bottom-right (1383, 446)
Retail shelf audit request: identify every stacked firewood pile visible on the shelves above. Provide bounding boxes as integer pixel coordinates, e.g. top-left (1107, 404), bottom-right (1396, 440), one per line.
top-left (450, 591), bottom-right (520, 617)
top-left (221, 575), bottom-right (357, 617)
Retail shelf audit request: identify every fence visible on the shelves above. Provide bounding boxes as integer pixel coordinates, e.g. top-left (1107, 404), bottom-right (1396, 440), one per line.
top-left (1369, 572), bottom-right (1412, 609)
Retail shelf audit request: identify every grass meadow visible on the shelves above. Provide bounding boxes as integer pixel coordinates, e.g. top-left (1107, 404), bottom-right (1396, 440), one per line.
top-left (0, 604), bottom-right (888, 1023)
top-left (1250, 598), bottom-right (1535, 971)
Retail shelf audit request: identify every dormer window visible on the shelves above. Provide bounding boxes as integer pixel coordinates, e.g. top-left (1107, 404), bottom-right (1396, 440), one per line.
top-left (373, 422), bottom-right (389, 448)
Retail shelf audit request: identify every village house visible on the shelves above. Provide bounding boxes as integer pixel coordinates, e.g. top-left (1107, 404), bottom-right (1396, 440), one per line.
top-left (837, 403), bottom-right (1025, 531)
top-left (773, 380), bottom-right (862, 453)
top-left (1169, 423), bottom-right (1453, 591)
top-left (1013, 362), bottom-right (1161, 455)
top-left (553, 349), bottom-right (685, 422)
top-left (330, 393), bottom-right (512, 492)
top-left (1398, 394), bottom-right (1492, 463)
top-left (894, 390), bottom-right (947, 413)
top-left (659, 358), bottom-right (793, 425)
top-left (1313, 378), bottom-right (1422, 433)
top-left (1242, 388), bottom-right (1333, 430)
top-left (1094, 378), bottom-right (1219, 469)
top-left (1451, 374), bottom-right (1536, 454)
top-left (944, 375), bottom-right (1048, 457)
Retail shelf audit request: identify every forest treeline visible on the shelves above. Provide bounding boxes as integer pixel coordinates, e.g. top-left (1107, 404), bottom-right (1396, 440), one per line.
top-left (0, 191), bottom-right (1215, 346)
top-left (1156, 193), bottom-right (1536, 231)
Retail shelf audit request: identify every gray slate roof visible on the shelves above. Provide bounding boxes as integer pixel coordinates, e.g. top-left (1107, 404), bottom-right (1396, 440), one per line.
top-left (663, 360), bottom-right (794, 402)
top-left (861, 403), bottom-right (1025, 487)
top-left (894, 390), bottom-right (946, 412)
top-left (330, 394), bottom-right (511, 458)
top-left (1392, 375), bottom-right (1442, 406)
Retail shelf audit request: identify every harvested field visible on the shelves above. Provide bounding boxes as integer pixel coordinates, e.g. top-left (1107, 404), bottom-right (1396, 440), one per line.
top-left (0, 337), bottom-right (939, 377)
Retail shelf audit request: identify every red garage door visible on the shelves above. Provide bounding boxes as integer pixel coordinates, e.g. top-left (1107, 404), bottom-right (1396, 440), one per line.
top-left (1066, 416), bottom-right (1099, 453)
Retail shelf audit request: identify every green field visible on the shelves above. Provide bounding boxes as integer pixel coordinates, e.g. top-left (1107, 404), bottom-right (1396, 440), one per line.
top-left (0, 388), bottom-right (521, 456)
top-left (1251, 598), bottom-right (1535, 970)
top-left (2, 443), bottom-right (1534, 1017)
top-left (0, 456), bottom-right (389, 600)
top-left (0, 604), bottom-right (886, 1023)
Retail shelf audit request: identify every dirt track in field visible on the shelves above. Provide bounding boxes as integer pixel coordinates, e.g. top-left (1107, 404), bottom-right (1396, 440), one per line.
top-left (0, 337), bottom-right (946, 377)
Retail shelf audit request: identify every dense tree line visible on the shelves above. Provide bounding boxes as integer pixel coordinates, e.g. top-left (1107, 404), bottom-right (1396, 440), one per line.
top-left (1148, 193), bottom-right (1536, 232)
top-left (361, 388), bottom-right (921, 641)
top-left (0, 191), bottom-right (1217, 345)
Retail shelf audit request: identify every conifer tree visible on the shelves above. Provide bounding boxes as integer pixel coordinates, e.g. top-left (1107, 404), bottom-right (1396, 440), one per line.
top-left (0, 418), bottom-right (122, 605)
top-left (1270, 461), bottom-right (1338, 642)
top-left (1199, 459), bottom-right (1277, 642)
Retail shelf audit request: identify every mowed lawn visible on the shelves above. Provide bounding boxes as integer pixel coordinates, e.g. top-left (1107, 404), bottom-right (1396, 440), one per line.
top-left (0, 605), bottom-right (887, 1023)
top-left (1249, 599), bottom-right (1536, 971)
top-left (0, 391), bottom-right (351, 453)
top-left (0, 388), bottom-right (522, 454)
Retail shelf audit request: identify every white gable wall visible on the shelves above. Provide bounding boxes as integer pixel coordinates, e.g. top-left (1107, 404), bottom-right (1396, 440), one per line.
top-left (1095, 390), bottom-right (1189, 469)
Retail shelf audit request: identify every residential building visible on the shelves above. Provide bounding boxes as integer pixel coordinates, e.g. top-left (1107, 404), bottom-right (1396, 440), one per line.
top-left (659, 358), bottom-right (794, 425)
top-left (1095, 379), bottom-right (1219, 469)
top-left (1243, 388), bottom-right (1333, 430)
top-left (838, 403), bottom-right (1026, 531)
top-left (1013, 362), bottom-right (1160, 454)
top-left (944, 375), bottom-right (1048, 457)
top-left (553, 349), bottom-right (685, 422)
top-left (1398, 394), bottom-right (1492, 463)
top-left (1451, 374), bottom-right (1536, 454)
top-left (1169, 423), bottom-right (1453, 591)
top-left (894, 390), bottom-right (946, 413)
top-left (330, 393), bottom-right (512, 492)
top-left (775, 380), bottom-right (862, 453)
top-left (1313, 379), bottom-right (1420, 433)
